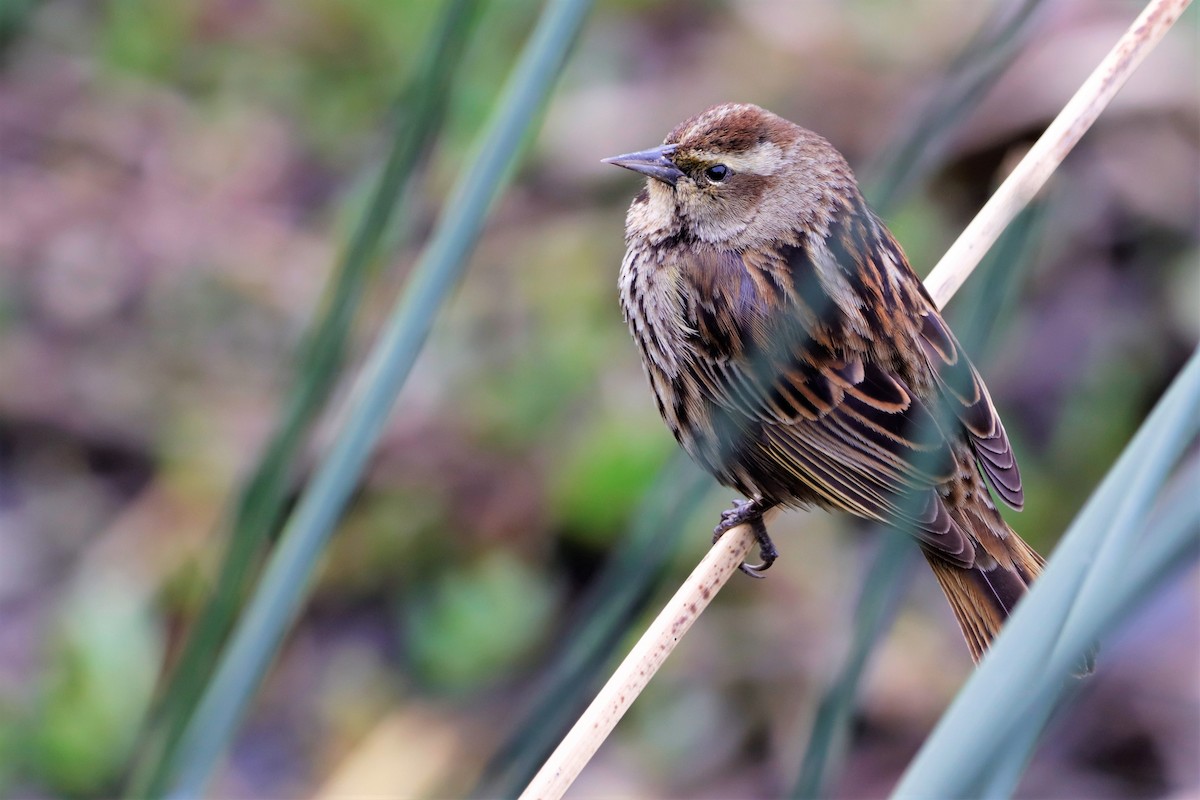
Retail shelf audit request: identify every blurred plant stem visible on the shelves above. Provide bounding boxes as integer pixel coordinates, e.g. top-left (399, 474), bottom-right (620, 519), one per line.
top-left (124, 1), bottom-right (483, 796)
top-left (158, 0), bottom-right (593, 795)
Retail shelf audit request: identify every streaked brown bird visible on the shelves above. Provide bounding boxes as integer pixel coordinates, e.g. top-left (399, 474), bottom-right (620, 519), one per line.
top-left (604, 102), bottom-right (1044, 663)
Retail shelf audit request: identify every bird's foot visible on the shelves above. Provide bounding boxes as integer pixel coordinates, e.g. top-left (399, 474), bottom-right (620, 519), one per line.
top-left (712, 498), bottom-right (778, 578)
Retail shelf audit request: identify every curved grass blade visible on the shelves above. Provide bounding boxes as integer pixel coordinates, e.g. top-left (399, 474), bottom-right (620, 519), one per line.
top-left (892, 347), bottom-right (1200, 799)
top-left (124, 3), bottom-right (483, 795)
top-left (160, 0), bottom-right (595, 796)
top-left (1105, 456), bottom-right (1200, 616)
top-left (972, 678), bottom-right (1085, 799)
top-left (960, 455), bottom-right (1197, 799)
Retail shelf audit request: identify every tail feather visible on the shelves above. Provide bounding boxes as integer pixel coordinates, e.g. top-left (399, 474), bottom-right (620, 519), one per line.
top-left (922, 531), bottom-right (1044, 663)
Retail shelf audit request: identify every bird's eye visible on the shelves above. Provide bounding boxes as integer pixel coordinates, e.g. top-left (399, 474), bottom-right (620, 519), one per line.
top-left (704, 164), bottom-right (730, 183)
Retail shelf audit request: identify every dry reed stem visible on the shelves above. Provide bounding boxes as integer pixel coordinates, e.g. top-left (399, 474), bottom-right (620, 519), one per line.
top-left (519, 1), bottom-right (1191, 797)
top-left (519, 520), bottom-right (757, 800)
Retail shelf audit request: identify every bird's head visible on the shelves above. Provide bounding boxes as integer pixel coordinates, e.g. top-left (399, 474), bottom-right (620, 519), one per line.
top-left (604, 103), bottom-right (855, 248)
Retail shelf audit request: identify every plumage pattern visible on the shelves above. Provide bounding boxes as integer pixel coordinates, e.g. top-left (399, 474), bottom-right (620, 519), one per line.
top-left (608, 103), bottom-right (1047, 663)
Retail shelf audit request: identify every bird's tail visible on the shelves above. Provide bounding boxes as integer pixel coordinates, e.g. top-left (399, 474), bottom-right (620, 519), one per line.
top-left (922, 527), bottom-right (1045, 664)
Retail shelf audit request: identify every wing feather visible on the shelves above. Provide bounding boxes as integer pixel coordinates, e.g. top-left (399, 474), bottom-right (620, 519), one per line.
top-left (918, 312), bottom-right (1024, 510)
top-left (673, 243), bottom-right (1019, 564)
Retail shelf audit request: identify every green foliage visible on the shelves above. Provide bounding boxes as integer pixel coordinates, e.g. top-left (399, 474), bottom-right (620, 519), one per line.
top-left (0, 0), bottom-right (37, 58)
top-left (405, 552), bottom-right (559, 692)
top-left (553, 413), bottom-right (674, 546)
top-left (792, 532), bottom-right (915, 800)
top-left (99, 0), bottom-right (450, 150)
top-left (460, 222), bottom-right (625, 445)
top-left (101, 0), bottom-right (198, 80)
top-left (30, 574), bottom-right (161, 796)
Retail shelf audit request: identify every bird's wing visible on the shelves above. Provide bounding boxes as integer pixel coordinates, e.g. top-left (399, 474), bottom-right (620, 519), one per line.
top-left (673, 244), bottom-right (1008, 565)
top-left (917, 310), bottom-right (1023, 510)
top-left (697, 347), bottom-right (975, 564)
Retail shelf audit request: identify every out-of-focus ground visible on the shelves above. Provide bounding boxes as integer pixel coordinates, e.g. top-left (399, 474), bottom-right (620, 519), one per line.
top-left (0, 1), bottom-right (1196, 797)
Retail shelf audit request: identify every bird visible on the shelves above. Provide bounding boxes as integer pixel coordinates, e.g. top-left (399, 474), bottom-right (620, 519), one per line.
top-left (603, 102), bottom-right (1046, 664)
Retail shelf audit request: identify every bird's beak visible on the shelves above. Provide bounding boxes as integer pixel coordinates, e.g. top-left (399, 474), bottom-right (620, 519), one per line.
top-left (602, 144), bottom-right (684, 186)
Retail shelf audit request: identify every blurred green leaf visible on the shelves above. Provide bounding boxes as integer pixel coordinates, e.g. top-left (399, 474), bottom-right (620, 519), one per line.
top-left (32, 573), bottom-right (162, 796)
top-left (865, 0), bottom-right (1048, 209)
top-left (102, 0), bottom-right (197, 80)
top-left (552, 414), bottom-right (674, 547)
top-left (791, 532), bottom-right (915, 800)
top-left (406, 552), bottom-right (559, 692)
top-left (125, 1), bottom-right (484, 796)
top-left (324, 488), bottom-right (450, 592)
top-left (161, 0), bottom-right (594, 794)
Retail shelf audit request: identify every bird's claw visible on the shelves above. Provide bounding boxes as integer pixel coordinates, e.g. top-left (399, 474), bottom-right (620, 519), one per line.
top-left (713, 498), bottom-right (778, 578)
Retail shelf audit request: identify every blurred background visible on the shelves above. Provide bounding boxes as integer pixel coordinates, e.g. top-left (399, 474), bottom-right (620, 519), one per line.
top-left (0, 0), bottom-right (1196, 797)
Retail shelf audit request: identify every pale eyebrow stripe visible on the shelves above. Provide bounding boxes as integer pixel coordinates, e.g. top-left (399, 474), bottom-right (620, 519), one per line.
top-left (690, 141), bottom-right (784, 176)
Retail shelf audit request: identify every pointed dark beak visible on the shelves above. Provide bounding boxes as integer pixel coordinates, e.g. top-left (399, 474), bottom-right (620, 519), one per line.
top-left (602, 144), bottom-right (684, 186)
